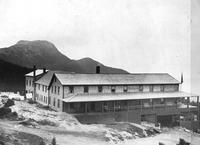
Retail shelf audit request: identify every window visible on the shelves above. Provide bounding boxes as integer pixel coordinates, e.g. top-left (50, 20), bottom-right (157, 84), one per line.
top-left (123, 86), bottom-right (128, 92)
top-left (54, 86), bottom-right (56, 94)
top-left (42, 85), bottom-right (44, 91)
top-left (58, 87), bottom-right (60, 95)
top-left (45, 86), bottom-right (47, 92)
top-left (53, 98), bottom-right (56, 106)
top-left (26, 80), bottom-right (28, 86)
top-left (57, 99), bottom-right (60, 108)
top-left (51, 87), bottom-right (53, 93)
top-left (69, 86), bottom-right (74, 93)
top-left (98, 86), bottom-right (102, 93)
top-left (84, 86), bottom-right (88, 93)
top-left (149, 85), bottom-right (153, 92)
top-left (54, 78), bottom-right (56, 82)
top-left (111, 86), bottom-right (116, 93)
top-left (49, 96), bottom-right (51, 105)
top-left (29, 80), bottom-right (31, 86)
top-left (139, 85), bottom-right (143, 92)
top-left (38, 84), bottom-right (40, 90)
top-left (160, 85), bottom-right (164, 92)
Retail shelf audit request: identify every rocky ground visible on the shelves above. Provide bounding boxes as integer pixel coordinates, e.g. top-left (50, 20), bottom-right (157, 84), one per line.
top-left (0, 97), bottom-right (200, 145)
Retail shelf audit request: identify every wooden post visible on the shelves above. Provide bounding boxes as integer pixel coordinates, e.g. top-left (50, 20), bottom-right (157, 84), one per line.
top-left (127, 100), bottom-right (129, 112)
top-left (113, 101), bottom-right (115, 113)
top-left (187, 97), bottom-right (189, 109)
top-left (68, 103), bottom-right (70, 113)
top-left (85, 102), bottom-right (87, 113)
top-left (164, 98), bottom-right (166, 110)
top-left (102, 102), bottom-right (104, 113)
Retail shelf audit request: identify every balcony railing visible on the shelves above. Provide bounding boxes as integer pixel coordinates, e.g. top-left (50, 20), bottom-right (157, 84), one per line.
top-left (70, 102), bottom-right (198, 114)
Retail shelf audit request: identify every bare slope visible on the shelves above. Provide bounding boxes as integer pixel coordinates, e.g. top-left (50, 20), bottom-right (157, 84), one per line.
top-left (0, 40), bottom-right (128, 73)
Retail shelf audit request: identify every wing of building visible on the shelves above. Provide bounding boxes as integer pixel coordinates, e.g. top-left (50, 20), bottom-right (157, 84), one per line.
top-left (29, 69), bottom-right (200, 131)
top-left (25, 69), bottom-right (47, 95)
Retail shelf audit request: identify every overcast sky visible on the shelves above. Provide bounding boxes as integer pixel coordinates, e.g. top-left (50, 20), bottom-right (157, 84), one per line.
top-left (191, 0), bottom-right (200, 94)
top-left (0, 0), bottom-right (191, 92)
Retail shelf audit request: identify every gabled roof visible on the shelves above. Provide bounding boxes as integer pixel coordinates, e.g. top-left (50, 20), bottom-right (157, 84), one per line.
top-left (54, 73), bottom-right (180, 86)
top-left (63, 91), bottom-right (198, 102)
top-left (25, 69), bottom-right (45, 77)
top-left (35, 70), bottom-right (73, 86)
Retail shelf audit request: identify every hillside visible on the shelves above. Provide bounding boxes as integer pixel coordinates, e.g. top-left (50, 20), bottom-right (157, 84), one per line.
top-left (0, 40), bottom-right (128, 74)
top-left (0, 59), bottom-right (31, 93)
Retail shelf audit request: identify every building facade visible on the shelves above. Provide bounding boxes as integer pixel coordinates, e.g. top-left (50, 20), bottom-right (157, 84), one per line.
top-left (32, 70), bottom-right (200, 130)
top-left (25, 69), bottom-right (46, 95)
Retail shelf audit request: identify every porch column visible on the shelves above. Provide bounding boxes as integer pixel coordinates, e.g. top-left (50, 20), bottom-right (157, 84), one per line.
top-left (113, 101), bottom-right (115, 113)
top-left (187, 97), bottom-right (190, 109)
top-left (102, 102), bottom-right (104, 113)
top-left (175, 98), bottom-right (178, 109)
top-left (127, 101), bottom-right (129, 112)
top-left (85, 102), bottom-right (87, 113)
top-left (164, 98), bottom-right (166, 109)
top-left (140, 100), bottom-right (143, 112)
top-left (68, 103), bottom-right (70, 113)
top-left (150, 99), bottom-right (153, 110)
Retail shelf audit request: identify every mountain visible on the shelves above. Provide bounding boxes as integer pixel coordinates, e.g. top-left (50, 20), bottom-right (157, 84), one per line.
top-left (0, 59), bottom-right (31, 93)
top-left (0, 40), bottom-right (128, 74)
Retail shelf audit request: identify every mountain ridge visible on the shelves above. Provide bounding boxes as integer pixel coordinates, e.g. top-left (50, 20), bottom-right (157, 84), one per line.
top-left (0, 40), bottom-right (128, 74)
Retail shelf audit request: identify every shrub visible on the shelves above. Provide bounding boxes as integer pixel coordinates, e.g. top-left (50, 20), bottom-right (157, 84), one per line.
top-left (39, 140), bottom-right (46, 145)
top-left (4, 99), bottom-right (14, 107)
top-left (0, 107), bottom-right (11, 117)
top-left (6, 111), bottom-right (18, 120)
top-left (37, 119), bottom-right (56, 126)
top-left (28, 99), bottom-right (36, 104)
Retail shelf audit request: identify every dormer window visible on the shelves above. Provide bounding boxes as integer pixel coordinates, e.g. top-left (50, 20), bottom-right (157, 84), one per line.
top-left (84, 86), bottom-right (88, 93)
top-left (111, 86), bottom-right (116, 93)
top-left (123, 86), bottom-right (128, 92)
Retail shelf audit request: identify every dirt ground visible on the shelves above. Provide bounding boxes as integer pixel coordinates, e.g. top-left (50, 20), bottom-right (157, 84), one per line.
top-left (0, 101), bottom-right (200, 145)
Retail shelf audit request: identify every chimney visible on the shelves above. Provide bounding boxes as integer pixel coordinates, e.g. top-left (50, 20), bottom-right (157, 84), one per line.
top-left (96, 65), bottom-right (100, 74)
top-left (181, 73), bottom-right (183, 84)
top-left (43, 68), bottom-right (46, 73)
top-left (33, 65), bottom-right (36, 101)
top-left (33, 65), bottom-right (36, 81)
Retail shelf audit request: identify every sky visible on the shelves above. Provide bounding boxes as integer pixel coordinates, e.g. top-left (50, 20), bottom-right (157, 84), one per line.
top-left (191, 0), bottom-right (200, 94)
top-left (0, 0), bottom-right (192, 92)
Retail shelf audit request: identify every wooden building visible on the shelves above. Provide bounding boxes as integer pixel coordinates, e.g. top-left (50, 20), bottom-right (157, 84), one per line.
top-left (25, 68), bottom-right (46, 95)
top-left (31, 68), bottom-right (200, 130)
